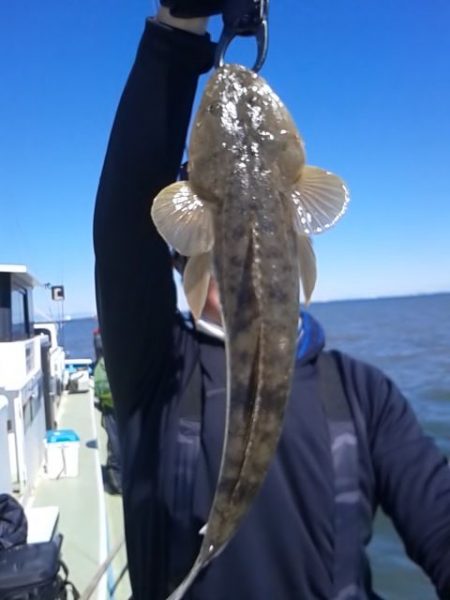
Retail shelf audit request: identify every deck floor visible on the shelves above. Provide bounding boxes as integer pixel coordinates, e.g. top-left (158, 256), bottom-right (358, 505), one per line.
top-left (96, 406), bottom-right (131, 600)
top-left (28, 386), bottom-right (131, 599)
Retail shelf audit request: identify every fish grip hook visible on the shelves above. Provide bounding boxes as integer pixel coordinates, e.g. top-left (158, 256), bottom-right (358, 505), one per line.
top-left (214, 0), bottom-right (269, 72)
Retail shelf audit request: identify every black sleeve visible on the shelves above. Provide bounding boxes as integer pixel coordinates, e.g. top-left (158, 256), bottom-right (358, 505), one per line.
top-left (366, 368), bottom-right (450, 598)
top-left (93, 20), bottom-right (214, 415)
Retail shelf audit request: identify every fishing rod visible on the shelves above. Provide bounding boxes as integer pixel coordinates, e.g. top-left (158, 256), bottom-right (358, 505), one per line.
top-left (78, 537), bottom-right (125, 600)
top-left (215, 0), bottom-right (269, 72)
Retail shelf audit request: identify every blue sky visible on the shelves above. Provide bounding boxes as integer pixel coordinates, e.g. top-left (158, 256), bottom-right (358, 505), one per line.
top-left (1, 1), bottom-right (449, 317)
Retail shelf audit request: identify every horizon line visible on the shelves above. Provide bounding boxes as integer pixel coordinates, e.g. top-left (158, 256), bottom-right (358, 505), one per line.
top-left (44, 290), bottom-right (450, 322)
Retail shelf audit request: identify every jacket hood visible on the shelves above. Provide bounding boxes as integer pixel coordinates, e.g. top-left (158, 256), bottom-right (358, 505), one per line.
top-left (190, 310), bottom-right (325, 365)
top-left (296, 311), bottom-right (325, 365)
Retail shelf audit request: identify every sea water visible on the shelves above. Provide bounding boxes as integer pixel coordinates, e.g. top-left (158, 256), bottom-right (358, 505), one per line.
top-left (61, 293), bottom-right (450, 599)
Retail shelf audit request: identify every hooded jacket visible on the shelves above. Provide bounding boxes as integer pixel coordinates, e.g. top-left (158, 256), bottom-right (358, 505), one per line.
top-left (94, 19), bottom-right (450, 600)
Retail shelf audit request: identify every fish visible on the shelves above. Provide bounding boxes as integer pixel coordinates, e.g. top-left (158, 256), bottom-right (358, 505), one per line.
top-left (151, 63), bottom-right (349, 599)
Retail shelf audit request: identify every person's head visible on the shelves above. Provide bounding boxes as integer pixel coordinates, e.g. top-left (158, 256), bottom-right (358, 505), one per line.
top-left (172, 250), bottom-right (221, 325)
top-left (202, 276), bottom-right (221, 325)
top-left (93, 328), bottom-right (103, 361)
top-left (173, 162), bottom-right (222, 325)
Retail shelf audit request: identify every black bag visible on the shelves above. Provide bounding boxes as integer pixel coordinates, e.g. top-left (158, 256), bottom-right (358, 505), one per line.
top-left (0, 495), bottom-right (27, 551)
top-left (0, 534), bottom-right (79, 600)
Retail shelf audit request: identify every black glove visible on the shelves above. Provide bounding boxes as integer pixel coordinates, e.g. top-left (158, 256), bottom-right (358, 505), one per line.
top-left (160, 0), bottom-right (224, 18)
top-left (161, 0), bottom-right (265, 33)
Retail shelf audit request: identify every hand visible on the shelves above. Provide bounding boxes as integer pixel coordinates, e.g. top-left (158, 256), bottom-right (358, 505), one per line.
top-left (160, 0), bottom-right (223, 19)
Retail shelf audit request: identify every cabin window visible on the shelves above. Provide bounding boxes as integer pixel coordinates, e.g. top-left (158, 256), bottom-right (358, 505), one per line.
top-left (11, 287), bottom-right (29, 340)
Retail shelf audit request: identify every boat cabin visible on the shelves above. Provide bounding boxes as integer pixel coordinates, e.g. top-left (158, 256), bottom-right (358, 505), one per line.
top-left (0, 264), bottom-right (36, 343)
top-left (0, 265), bottom-right (44, 497)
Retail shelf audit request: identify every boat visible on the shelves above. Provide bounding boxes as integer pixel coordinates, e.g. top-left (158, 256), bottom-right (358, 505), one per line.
top-left (0, 264), bottom-right (130, 599)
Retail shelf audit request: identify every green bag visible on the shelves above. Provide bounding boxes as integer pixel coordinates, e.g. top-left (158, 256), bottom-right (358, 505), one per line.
top-left (93, 358), bottom-right (114, 410)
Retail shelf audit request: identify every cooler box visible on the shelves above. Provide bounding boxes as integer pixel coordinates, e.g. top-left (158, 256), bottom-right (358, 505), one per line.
top-left (44, 429), bottom-right (80, 479)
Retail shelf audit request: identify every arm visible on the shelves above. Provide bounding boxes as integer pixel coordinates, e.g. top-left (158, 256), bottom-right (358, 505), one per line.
top-left (366, 369), bottom-right (450, 598)
top-left (93, 15), bottom-right (214, 415)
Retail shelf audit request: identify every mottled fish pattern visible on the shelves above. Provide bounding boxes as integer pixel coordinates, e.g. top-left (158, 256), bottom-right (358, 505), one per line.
top-left (151, 64), bottom-right (349, 600)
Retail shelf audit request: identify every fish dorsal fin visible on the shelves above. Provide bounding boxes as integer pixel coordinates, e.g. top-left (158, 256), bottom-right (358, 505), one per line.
top-left (151, 181), bottom-right (214, 256)
top-left (183, 252), bottom-right (212, 320)
top-left (290, 166), bottom-right (349, 235)
top-left (297, 235), bottom-right (317, 305)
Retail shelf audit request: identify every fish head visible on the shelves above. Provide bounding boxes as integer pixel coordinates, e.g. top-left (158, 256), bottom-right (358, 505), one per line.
top-left (188, 64), bottom-right (306, 201)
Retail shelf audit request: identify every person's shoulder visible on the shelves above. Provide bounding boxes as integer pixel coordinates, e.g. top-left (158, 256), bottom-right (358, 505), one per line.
top-left (326, 348), bottom-right (386, 383)
top-left (326, 348), bottom-right (417, 444)
top-left (324, 348), bottom-right (395, 422)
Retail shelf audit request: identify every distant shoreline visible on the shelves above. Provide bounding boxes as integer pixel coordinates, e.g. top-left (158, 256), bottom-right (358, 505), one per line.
top-left (311, 290), bottom-right (450, 306)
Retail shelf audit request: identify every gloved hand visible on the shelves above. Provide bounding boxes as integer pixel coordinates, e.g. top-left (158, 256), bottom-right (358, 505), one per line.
top-left (160, 0), bottom-right (224, 18)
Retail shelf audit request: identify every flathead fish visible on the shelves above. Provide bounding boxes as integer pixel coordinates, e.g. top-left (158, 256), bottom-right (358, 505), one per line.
top-left (151, 64), bottom-right (349, 599)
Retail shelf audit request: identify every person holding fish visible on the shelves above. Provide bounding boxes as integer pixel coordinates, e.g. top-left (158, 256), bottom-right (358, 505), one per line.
top-left (93, 1), bottom-right (450, 599)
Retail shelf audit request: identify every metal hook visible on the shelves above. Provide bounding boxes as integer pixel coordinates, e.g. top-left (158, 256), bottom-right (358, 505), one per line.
top-left (214, 0), bottom-right (269, 73)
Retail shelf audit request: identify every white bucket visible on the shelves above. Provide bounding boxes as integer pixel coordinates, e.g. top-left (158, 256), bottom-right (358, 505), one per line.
top-left (44, 429), bottom-right (80, 479)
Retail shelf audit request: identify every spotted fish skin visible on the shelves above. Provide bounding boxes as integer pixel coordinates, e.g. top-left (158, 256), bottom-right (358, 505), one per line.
top-left (151, 64), bottom-right (349, 600)
top-left (206, 186), bottom-right (300, 550)
top-left (188, 65), bottom-right (302, 560)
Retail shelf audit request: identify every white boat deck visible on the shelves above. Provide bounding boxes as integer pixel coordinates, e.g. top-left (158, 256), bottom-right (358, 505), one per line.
top-left (27, 386), bottom-right (131, 599)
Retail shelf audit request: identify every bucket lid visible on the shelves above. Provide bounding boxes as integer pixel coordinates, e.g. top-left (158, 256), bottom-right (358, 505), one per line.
top-left (46, 429), bottom-right (80, 443)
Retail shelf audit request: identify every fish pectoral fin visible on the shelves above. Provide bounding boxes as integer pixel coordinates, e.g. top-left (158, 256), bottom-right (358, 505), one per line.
top-left (296, 234), bottom-right (317, 305)
top-left (289, 166), bottom-right (350, 235)
top-left (183, 252), bottom-right (212, 320)
top-left (151, 181), bottom-right (214, 256)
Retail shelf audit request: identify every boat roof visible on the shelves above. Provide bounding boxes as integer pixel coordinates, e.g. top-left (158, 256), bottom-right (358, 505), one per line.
top-left (0, 264), bottom-right (40, 288)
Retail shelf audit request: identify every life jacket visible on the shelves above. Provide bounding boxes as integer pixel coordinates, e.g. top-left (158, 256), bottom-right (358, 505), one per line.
top-left (172, 340), bottom-right (373, 599)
